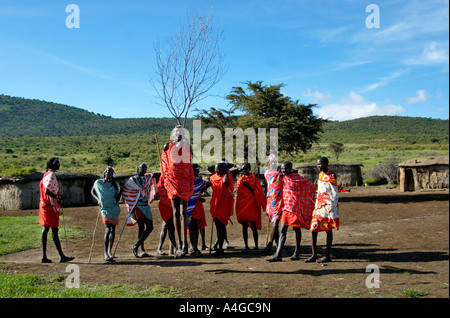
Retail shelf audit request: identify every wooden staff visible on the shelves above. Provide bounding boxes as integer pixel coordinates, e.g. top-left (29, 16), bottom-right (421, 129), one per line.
top-left (88, 209), bottom-right (101, 263)
top-left (209, 216), bottom-right (215, 254)
top-left (113, 216), bottom-right (127, 258)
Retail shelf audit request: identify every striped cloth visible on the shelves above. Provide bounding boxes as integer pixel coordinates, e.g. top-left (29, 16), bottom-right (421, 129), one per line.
top-left (186, 177), bottom-right (207, 219)
top-left (122, 173), bottom-right (156, 226)
top-left (281, 172), bottom-right (315, 229)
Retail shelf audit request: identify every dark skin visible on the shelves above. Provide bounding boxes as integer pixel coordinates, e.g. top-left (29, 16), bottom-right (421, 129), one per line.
top-left (239, 163), bottom-right (259, 253)
top-left (92, 168), bottom-right (122, 261)
top-left (164, 134), bottom-right (191, 256)
top-left (41, 159), bottom-right (74, 263)
top-left (211, 162), bottom-right (232, 256)
top-left (131, 163), bottom-right (154, 258)
top-left (267, 162), bottom-right (302, 262)
top-left (306, 158), bottom-right (334, 263)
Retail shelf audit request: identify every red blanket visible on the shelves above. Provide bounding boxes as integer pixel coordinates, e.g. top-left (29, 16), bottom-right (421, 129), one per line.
top-left (281, 172), bottom-right (315, 229)
top-left (156, 177), bottom-right (173, 222)
top-left (209, 172), bottom-right (234, 226)
top-left (160, 140), bottom-right (194, 202)
top-left (236, 173), bottom-right (267, 230)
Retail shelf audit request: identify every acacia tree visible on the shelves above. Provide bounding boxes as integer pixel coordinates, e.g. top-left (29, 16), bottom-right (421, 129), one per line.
top-left (196, 81), bottom-right (326, 157)
top-left (152, 11), bottom-right (226, 127)
top-left (196, 81), bottom-right (326, 155)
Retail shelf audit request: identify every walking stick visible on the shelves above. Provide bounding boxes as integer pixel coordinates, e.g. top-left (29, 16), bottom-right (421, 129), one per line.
top-left (209, 216), bottom-right (215, 254)
top-left (88, 209), bottom-right (101, 263)
top-left (59, 194), bottom-right (68, 250)
top-left (113, 215), bottom-right (127, 258)
top-left (265, 219), bottom-right (270, 246)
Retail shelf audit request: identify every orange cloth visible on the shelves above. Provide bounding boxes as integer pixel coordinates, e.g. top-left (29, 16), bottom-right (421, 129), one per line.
top-left (161, 140), bottom-right (194, 202)
top-left (209, 172), bottom-right (234, 226)
top-left (236, 173), bottom-right (267, 230)
top-left (156, 177), bottom-right (174, 222)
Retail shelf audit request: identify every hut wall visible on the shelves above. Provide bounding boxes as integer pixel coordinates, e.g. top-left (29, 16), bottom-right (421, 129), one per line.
top-left (295, 164), bottom-right (363, 187)
top-left (399, 164), bottom-right (449, 192)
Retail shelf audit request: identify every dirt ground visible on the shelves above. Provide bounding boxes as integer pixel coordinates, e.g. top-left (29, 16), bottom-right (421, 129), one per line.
top-left (0, 186), bottom-right (448, 299)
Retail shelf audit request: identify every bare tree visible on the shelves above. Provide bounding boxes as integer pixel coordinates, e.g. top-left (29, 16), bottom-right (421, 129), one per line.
top-left (152, 11), bottom-right (226, 126)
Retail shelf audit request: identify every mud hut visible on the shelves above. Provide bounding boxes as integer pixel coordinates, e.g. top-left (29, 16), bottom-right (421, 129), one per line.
top-left (294, 162), bottom-right (363, 187)
top-left (0, 171), bottom-right (162, 211)
top-left (398, 155), bottom-right (449, 192)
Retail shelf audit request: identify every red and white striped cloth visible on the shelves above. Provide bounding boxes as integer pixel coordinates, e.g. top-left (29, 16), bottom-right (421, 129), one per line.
top-left (122, 173), bottom-right (156, 226)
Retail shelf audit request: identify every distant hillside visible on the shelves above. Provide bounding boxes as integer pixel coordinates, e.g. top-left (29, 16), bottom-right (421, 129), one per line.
top-left (319, 116), bottom-right (449, 144)
top-left (1, 94), bottom-right (448, 144)
top-left (0, 95), bottom-right (185, 137)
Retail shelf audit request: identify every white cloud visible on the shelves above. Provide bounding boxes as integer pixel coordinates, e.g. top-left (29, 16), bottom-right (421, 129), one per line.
top-left (364, 69), bottom-right (409, 92)
top-left (315, 91), bottom-right (405, 121)
top-left (405, 41), bottom-right (449, 66)
top-left (303, 88), bottom-right (331, 103)
top-left (406, 90), bottom-right (428, 104)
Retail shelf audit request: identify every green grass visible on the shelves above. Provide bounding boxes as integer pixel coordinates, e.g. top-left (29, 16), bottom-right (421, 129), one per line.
top-left (0, 216), bottom-right (82, 256)
top-left (0, 271), bottom-right (181, 298)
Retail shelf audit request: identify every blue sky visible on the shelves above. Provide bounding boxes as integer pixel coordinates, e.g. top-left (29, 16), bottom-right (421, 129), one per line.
top-left (0, 0), bottom-right (448, 121)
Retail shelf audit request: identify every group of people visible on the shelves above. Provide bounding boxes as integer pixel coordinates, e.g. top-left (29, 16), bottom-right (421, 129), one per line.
top-left (38, 126), bottom-right (340, 264)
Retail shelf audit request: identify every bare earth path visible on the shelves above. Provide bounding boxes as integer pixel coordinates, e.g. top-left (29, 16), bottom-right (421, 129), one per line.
top-left (1, 186), bottom-right (448, 299)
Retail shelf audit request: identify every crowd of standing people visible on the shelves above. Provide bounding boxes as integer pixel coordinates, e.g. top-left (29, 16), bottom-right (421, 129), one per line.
top-left (38, 126), bottom-right (340, 264)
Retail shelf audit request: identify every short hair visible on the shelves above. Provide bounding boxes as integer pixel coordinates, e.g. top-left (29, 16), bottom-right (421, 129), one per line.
top-left (281, 161), bottom-right (292, 169)
top-left (46, 157), bottom-right (59, 170)
top-left (318, 157), bottom-right (329, 165)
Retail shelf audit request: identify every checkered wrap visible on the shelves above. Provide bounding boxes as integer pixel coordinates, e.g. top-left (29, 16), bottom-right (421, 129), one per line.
top-left (282, 172), bottom-right (315, 229)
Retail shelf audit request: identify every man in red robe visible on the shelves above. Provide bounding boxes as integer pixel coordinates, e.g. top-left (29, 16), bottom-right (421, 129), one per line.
top-left (267, 161), bottom-right (315, 262)
top-left (39, 157), bottom-right (74, 263)
top-left (161, 125), bottom-right (194, 256)
top-left (209, 162), bottom-right (234, 256)
top-left (235, 163), bottom-right (267, 254)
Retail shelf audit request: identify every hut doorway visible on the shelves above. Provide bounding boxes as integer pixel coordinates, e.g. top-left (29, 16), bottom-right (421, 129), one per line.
top-left (405, 168), bottom-right (415, 191)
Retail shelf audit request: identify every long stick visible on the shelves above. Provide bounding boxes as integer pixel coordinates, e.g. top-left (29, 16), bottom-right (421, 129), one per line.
top-left (209, 216), bottom-right (215, 254)
top-left (265, 219), bottom-right (270, 246)
top-left (88, 209), bottom-right (101, 263)
top-left (113, 218), bottom-right (127, 258)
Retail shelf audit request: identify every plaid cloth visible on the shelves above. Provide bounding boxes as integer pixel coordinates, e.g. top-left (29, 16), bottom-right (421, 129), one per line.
top-left (236, 173), bottom-right (267, 230)
top-left (160, 140), bottom-right (194, 202)
top-left (282, 172), bottom-right (315, 229)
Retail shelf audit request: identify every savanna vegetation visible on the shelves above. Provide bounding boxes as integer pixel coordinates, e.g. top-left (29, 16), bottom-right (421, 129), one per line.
top-left (1, 94), bottom-right (448, 181)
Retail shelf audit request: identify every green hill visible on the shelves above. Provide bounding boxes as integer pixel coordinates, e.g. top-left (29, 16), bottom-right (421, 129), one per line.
top-left (0, 94), bottom-right (185, 137)
top-left (1, 94), bottom-right (448, 144)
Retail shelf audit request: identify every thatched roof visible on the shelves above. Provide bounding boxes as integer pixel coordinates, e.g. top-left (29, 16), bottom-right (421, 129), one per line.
top-left (398, 155), bottom-right (449, 167)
